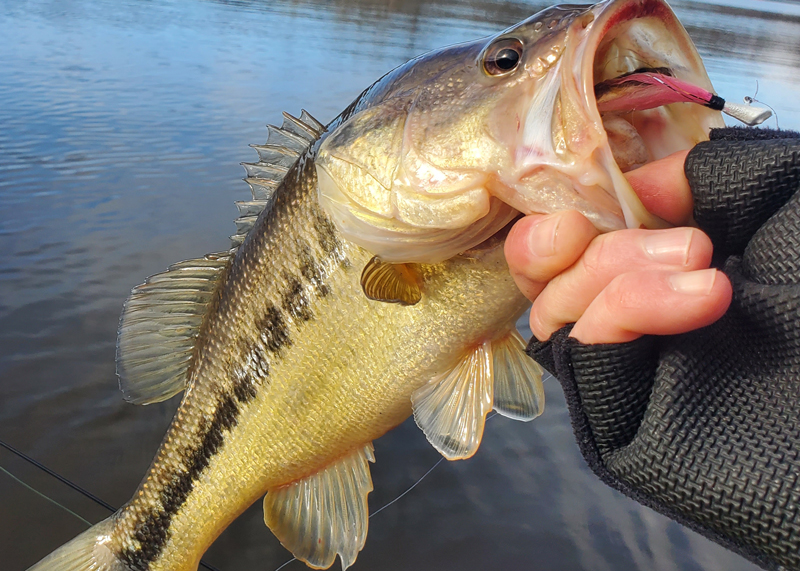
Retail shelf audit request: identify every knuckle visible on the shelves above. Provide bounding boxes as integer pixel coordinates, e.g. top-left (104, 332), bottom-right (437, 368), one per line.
top-left (529, 301), bottom-right (555, 341)
top-left (579, 233), bottom-right (611, 278)
top-left (602, 274), bottom-right (634, 313)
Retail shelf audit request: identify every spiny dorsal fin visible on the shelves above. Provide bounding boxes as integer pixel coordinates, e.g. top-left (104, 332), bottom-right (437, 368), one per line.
top-left (280, 110), bottom-right (322, 141)
top-left (360, 256), bottom-right (422, 306)
top-left (116, 252), bottom-right (232, 405)
top-left (299, 109), bottom-right (326, 134)
top-left (263, 444), bottom-right (375, 571)
top-left (117, 111), bottom-right (325, 404)
top-left (234, 110), bottom-right (326, 247)
top-left (412, 342), bottom-right (493, 460)
top-left (249, 144), bottom-right (300, 169)
top-left (492, 329), bottom-right (545, 421)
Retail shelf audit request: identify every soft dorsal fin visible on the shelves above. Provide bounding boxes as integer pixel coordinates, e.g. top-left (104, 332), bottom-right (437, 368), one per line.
top-left (234, 110), bottom-right (326, 247)
top-left (117, 110), bottom-right (325, 403)
top-left (360, 256), bottom-right (422, 306)
top-left (491, 329), bottom-right (545, 421)
top-left (412, 342), bottom-right (494, 460)
top-left (116, 252), bottom-right (232, 404)
top-left (263, 444), bottom-right (375, 570)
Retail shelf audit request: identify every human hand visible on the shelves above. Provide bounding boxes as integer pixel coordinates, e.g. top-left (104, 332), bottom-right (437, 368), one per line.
top-left (524, 128), bottom-right (800, 570)
top-left (504, 150), bottom-right (732, 344)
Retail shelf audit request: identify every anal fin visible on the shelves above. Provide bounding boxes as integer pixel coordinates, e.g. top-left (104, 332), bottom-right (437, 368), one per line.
top-left (492, 329), bottom-right (545, 421)
top-left (412, 343), bottom-right (493, 460)
top-left (263, 444), bottom-right (375, 570)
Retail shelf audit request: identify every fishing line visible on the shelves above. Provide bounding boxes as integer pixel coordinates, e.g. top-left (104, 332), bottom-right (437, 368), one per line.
top-left (273, 556), bottom-right (298, 571)
top-left (370, 411), bottom-right (497, 519)
top-left (270, 456), bottom-right (447, 571)
top-left (369, 457), bottom-right (445, 519)
top-left (0, 438), bottom-right (117, 512)
top-left (0, 464), bottom-right (92, 526)
top-left (745, 80), bottom-right (779, 129)
top-left (270, 412), bottom-right (501, 571)
top-left (0, 437), bottom-right (223, 571)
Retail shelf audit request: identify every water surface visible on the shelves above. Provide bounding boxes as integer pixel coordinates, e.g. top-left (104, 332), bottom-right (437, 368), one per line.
top-left (1, 0), bottom-right (798, 569)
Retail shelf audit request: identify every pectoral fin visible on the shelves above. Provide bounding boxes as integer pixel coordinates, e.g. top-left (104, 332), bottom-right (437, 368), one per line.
top-left (263, 444), bottom-right (375, 570)
top-left (411, 342), bottom-right (493, 460)
top-left (360, 257), bottom-right (422, 305)
top-left (491, 329), bottom-right (545, 421)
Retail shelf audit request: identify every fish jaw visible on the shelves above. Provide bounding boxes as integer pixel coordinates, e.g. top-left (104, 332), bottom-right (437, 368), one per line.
top-left (316, 41), bottom-right (522, 264)
top-left (492, 0), bottom-right (724, 231)
top-left (317, 1), bottom-right (723, 265)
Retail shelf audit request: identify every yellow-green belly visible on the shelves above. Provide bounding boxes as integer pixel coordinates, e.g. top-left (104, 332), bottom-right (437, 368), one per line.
top-left (107, 158), bottom-right (529, 571)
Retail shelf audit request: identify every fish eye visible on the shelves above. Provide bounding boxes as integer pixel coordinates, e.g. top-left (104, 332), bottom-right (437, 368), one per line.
top-left (483, 38), bottom-right (523, 76)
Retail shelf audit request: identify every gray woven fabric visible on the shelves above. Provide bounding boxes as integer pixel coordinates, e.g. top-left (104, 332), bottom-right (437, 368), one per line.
top-left (528, 129), bottom-right (800, 570)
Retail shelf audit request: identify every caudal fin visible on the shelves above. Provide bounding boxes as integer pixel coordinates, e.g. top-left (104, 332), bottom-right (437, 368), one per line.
top-left (27, 517), bottom-right (128, 571)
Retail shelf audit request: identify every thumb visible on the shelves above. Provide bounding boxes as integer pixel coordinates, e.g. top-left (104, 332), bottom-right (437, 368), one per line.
top-left (624, 150), bottom-right (693, 226)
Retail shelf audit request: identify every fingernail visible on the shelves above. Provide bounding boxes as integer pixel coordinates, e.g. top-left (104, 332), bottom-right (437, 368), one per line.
top-left (642, 229), bottom-right (693, 265)
top-left (529, 214), bottom-right (561, 257)
top-left (669, 269), bottom-right (717, 295)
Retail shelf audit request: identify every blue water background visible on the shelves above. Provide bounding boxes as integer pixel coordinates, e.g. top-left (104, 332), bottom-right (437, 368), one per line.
top-left (1, 0), bottom-right (798, 569)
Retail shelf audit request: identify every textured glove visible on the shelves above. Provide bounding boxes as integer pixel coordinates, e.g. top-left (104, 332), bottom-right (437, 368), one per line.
top-left (527, 127), bottom-right (800, 571)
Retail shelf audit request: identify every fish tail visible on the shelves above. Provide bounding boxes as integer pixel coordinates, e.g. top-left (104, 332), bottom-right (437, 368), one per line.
top-left (27, 517), bottom-right (129, 571)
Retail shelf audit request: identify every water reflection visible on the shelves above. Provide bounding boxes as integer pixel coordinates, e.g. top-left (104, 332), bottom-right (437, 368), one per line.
top-left (0, 0), bottom-right (796, 570)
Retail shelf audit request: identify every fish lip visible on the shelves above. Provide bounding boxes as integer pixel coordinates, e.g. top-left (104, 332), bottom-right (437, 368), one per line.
top-left (564, 0), bottom-right (722, 229)
top-left (581, 0), bottom-right (678, 229)
top-left (578, 0), bottom-right (697, 127)
top-left (460, 214), bottom-right (522, 258)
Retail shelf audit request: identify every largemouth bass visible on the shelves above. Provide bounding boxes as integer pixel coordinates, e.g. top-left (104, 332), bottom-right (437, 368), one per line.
top-left (29, 1), bottom-right (724, 569)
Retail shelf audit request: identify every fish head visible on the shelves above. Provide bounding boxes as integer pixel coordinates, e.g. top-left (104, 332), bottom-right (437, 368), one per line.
top-left (317, 0), bottom-right (724, 264)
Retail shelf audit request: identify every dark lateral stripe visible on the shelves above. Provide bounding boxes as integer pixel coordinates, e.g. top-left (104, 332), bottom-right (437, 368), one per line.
top-left (256, 303), bottom-right (292, 354)
top-left (233, 370), bottom-right (258, 404)
top-left (299, 242), bottom-right (330, 297)
top-left (310, 205), bottom-right (351, 269)
top-left (282, 274), bottom-right (314, 322)
top-left (311, 204), bottom-right (342, 257)
top-left (233, 340), bottom-right (269, 404)
top-left (119, 393), bottom-right (242, 569)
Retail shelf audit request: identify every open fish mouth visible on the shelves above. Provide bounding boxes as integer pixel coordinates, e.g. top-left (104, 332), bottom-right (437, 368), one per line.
top-left (533, 0), bottom-right (767, 231)
top-left (315, 0), bottom-right (771, 264)
top-left (495, 0), bottom-right (731, 232)
top-left (582, 0), bottom-right (723, 227)
top-left (594, 66), bottom-right (713, 173)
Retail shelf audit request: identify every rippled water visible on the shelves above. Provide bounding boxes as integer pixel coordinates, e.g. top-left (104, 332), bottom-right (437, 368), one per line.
top-left (1, 1), bottom-right (798, 569)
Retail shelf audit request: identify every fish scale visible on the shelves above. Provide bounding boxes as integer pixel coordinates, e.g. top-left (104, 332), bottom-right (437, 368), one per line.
top-left (28, 1), bottom-right (727, 568)
top-left (111, 156), bottom-right (364, 569)
top-left (100, 142), bottom-right (529, 569)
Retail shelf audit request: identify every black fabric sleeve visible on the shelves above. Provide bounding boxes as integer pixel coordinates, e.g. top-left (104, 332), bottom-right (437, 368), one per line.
top-left (527, 128), bottom-right (800, 571)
